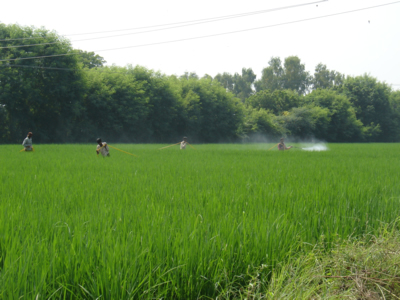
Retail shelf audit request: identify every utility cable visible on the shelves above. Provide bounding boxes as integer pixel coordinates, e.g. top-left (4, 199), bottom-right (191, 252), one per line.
top-left (1, 1), bottom-right (399, 63)
top-left (0, 0), bottom-right (326, 42)
top-left (0, 0), bottom-right (326, 48)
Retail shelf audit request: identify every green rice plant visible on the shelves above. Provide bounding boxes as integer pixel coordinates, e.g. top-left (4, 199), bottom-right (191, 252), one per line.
top-left (218, 220), bottom-right (400, 299)
top-left (0, 143), bottom-right (399, 299)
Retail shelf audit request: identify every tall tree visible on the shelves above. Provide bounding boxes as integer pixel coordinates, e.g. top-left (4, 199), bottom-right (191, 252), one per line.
top-left (0, 23), bottom-right (85, 143)
top-left (283, 56), bottom-right (311, 94)
top-left (214, 72), bottom-right (234, 91)
top-left (180, 72), bottom-right (199, 80)
top-left (215, 68), bottom-right (256, 102)
top-left (232, 68), bottom-right (256, 102)
top-left (313, 63), bottom-right (344, 90)
top-left (255, 56), bottom-right (311, 94)
top-left (254, 57), bottom-right (284, 92)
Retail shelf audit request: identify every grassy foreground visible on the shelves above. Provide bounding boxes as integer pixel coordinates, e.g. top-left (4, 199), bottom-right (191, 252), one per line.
top-left (221, 221), bottom-right (400, 299)
top-left (0, 143), bottom-right (399, 299)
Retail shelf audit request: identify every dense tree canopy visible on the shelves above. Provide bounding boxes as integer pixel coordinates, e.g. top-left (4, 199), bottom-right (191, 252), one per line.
top-left (0, 23), bottom-right (85, 142)
top-left (338, 75), bottom-right (394, 142)
top-left (1, 23), bottom-right (400, 143)
top-left (304, 89), bottom-right (364, 142)
top-left (246, 89), bottom-right (300, 115)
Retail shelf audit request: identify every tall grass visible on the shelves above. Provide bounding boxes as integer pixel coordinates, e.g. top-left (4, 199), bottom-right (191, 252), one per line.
top-left (0, 144), bottom-right (399, 299)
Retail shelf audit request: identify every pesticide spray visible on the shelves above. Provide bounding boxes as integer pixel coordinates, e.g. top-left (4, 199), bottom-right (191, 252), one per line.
top-left (301, 143), bottom-right (328, 151)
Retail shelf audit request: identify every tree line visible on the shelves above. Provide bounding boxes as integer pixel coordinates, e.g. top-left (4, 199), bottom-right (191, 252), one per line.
top-left (1, 23), bottom-right (400, 143)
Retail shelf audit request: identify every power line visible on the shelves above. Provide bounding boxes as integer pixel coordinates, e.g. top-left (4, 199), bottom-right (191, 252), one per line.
top-left (0, 0), bottom-right (326, 49)
top-left (1, 1), bottom-right (400, 63)
top-left (0, 0), bottom-right (327, 42)
top-left (0, 64), bottom-right (80, 71)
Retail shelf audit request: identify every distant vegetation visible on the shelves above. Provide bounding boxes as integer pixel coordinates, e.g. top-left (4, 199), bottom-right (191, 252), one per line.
top-left (1, 23), bottom-right (400, 143)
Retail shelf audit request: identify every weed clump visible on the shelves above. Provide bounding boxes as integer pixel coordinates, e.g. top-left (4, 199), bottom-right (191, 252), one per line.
top-left (217, 222), bottom-right (400, 299)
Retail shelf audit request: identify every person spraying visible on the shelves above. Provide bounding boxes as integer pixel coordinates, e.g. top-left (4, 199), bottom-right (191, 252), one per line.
top-left (278, 138), bottom-right (292, 151)
top-left (180, 137), bottom-right (188, 150)
top-left (96, 138), bottom-right (110, 157)
top-left (22, 132), bottom-right (33, 151)
top-left (159, 137), bottom-right (195, 150)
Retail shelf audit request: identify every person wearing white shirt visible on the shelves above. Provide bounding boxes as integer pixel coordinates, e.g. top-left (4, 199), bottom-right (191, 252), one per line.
top-left (22, 132), bottom-right (33, 151)
top-left (180, 137), bottom-right (188, 150)
top-left (96, 138), bottom-right (110, 157)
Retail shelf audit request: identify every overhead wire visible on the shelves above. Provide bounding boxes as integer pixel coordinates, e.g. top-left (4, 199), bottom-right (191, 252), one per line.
top-left (1, 1), bottom-right (400, 63)
top-left (0, 0), bottom-right (326, 42)
top-left (0, 0), bottom-right (326, 48)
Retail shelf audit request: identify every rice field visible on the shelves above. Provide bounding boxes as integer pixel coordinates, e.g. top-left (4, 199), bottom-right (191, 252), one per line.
top-left (0, 143), bottom-right (399, 299)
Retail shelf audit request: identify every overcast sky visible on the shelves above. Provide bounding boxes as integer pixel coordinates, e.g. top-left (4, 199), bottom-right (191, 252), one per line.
top-left (1, 0), bottom-right (400, 89)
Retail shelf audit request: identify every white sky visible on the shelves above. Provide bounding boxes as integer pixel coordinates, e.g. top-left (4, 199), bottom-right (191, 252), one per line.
top-left (1, 0), bottom-right (400, 89)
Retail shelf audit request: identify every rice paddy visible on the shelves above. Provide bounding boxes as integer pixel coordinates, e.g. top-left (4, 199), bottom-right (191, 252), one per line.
top-left (0, 143), bottom-right (399, 299)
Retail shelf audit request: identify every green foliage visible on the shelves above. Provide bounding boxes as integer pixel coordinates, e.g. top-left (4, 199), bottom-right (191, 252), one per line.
top-left (180, 76), bottom-right (244, 142)
top-left (283, 56), bottom-right (312, 94)
top-left (0, 23), bottom-right (85, 143)
top-left (313, 63), bottom-right (344, 90)
top-left (305, 89), bottom-right (364, 142)
top-left (390, 90), bottom-right (400, 114)
top-left (232, 68), bottom-right (257, 102)
top-left (128, 66), bottom-right (182, 142)
top-left (254, 57), bottom-right (284, 92)
top-left (340, 74), bottom-right (394, 141)
top-left (75, 50), bottom-right (106, 69)
top-left (275, 106), bottom-right (330, 139)
top-left (0, 104), bottom-right (9, 140)
top-left (240, 107), bottom-right (282, 138)
top-left (181, 90), bottom-right (203, 136)
top-left (81, 66), bottom-right (149, 142)
top-left (214, 72), bottom-right (234, 91)
top-left (218, 222), bottom-right (400, 299)
top-left (389, 91), bottom-right (400, 140)
top-left (214, 68), bottom-right (257, 102)
top-left (179, 71), bottom-right (199, 80)
top-left (246, 89), bottom-right (301, 115)
top-left (255, 56), bottom-right (311, 94)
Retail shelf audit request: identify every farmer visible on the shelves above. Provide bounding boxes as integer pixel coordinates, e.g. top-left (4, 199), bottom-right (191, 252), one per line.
top-left (180, 137), bottom-right (188, 150)
top-left (278, 138), bottom-right (292, 151)
top-left (22, 132), bottom-right (33, 151)
top-left (96, 138), bottom-right (110, 157)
